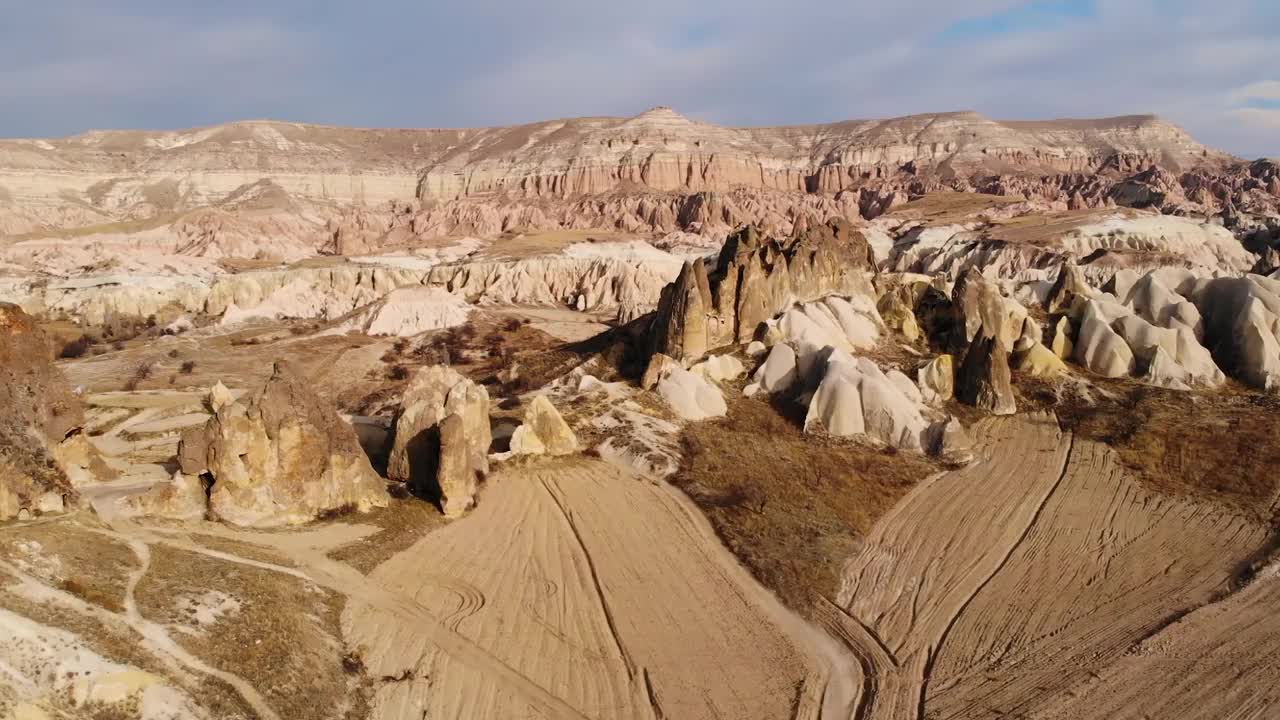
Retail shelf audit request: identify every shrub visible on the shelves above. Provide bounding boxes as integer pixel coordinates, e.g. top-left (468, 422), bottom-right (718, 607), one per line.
top-left (502, 318), bottom-right (522, 332)
top-left (386, 364), bottom-right (410, 381)
top-left (59, 335), bottom-right (95, 359)
top-left (179, 360), bottom-right (196, 375)
top-left (167, 349), bottom-right (180, 358)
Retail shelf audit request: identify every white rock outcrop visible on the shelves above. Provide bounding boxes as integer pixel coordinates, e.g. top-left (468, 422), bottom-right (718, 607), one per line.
top-left (325, 286), bottom-right (470, 337)
top-left (657, 366), bottom-right (727, 421)
top-left (509, 395), bottom-right (580, 456)
top-left (804, 351), bottom-right (961, 455)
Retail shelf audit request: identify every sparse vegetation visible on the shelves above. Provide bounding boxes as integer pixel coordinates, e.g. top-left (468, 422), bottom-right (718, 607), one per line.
top-left (136, 545), bottom-right (353, 720)
top-left (123, 360), bottom-right (155, 391)
top-left (671, 394), bottom-right (937, 616)
top-left (59, 334), bottom-right (97, 359)
top-left (180, 360), bottom-right (197, 374)
top-left (1020, 376), bottom-right (1280, 524)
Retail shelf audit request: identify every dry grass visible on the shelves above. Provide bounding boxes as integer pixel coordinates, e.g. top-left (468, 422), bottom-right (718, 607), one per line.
top-left (884, 192), bottom-right (1021, 222)
top-left (186, 532), bottom-right (299, 568)
top-left (1019, 376), bottom-right (1280, 524)
top-left (670, 395), bottom-right (938, 617)
top-left (0, 587), bottom-right (258, 719)
top-left (326, 494), bottom-right (448, 574)
top-left (135, 545), bottom-right (357, 720)
top-left (0, 521), bottom-right (137, 613)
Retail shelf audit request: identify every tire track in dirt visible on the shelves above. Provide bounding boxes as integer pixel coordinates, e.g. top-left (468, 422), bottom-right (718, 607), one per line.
top-left (829, 412), bottom-right (1269, 720)
top-left (343, 458), bottom-right (830, 720)
top-left (1029, 565), bottom-right (1280, 719)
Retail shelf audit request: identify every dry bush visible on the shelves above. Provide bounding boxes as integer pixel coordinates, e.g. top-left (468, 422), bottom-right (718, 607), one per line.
top-left (671, 395), bottom-right (937, 615)
top-left (167, 348), bottom-right (180, 358)
top-left (58, 334), bottom-right (96, 359)
top-left (385, 364), bottom-right (410, 381)
top-left (1023, 377), bottom-right (1280, 524)
top-left (123, 360), bottom-right (155, 391)
top-left (180, 360), bottom-right (197, 374)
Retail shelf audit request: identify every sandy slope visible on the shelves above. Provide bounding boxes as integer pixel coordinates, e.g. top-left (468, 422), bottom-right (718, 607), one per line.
top-left (1032, 565), bottom-right (1280, 719)
top-left (823, 412), bottom-right (1269, 720)
top-left (344, 459), bottom-right (832, 720)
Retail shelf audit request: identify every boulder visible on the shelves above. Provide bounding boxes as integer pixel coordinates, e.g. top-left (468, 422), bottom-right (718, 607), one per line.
top-left (752, 343), bottom-right (798, 394)
top-left (510, 395), bottom-right (579, 457)
top-left (388, 365), bottom-right (491, 515)
top-left (1192, 276), bottom-right (1280, 391)
top-left (641, 353), bottom-right (679, 391)
top-left (956, 333), bottom-right (1017, 415)
top-left (929, 417), bottom-right (975, 465)
top-left (1016, 343), bottom-right (1068, 377)
top-left (1014, 316), bottom-right (1043, 353)
top-left (1074, 299), bottom-right (1137, 378)
top-left (177, 363), bottom-right (390, 527)
top-left (1050, 317), bottom-right (1074, 359)
top-left (1045, 262), bottom-right (1095, 314)
top-left (876, 287), bottom-right (921, 342)
top-left (917, 355), bottom-right (954, 405)
top-left (774, 296), bottom-right (883, 354)
top-left (657, 367), bottom-right (727, 421)
top-left (1143, 346), bottom-right (1192, 391)
top-left (647, 260), bottom-right (712, 363)
top-left (127, 472), bottom-right (208, 521)
top-left (691, 354), bottom-right (746, 383)
top-left (804, 353), bottom-right (933, 451)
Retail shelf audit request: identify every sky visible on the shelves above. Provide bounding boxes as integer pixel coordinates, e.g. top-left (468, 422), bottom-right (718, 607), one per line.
top-left (1, 0), bottom-right (1277, 158)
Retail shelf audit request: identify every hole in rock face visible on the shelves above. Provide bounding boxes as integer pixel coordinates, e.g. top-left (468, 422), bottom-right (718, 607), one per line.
top-left (405, 426), bottom-right (442, 506)
top-left (199, 472), bottom-right (215, 499)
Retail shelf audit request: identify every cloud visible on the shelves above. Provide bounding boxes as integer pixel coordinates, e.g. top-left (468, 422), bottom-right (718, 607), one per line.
top-left (0, 0), bottom-right (1276, 157)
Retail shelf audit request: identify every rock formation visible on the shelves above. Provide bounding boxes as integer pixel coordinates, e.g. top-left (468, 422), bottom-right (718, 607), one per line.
top-left (1058, 270), bottom-right (1232, 388)
top-left (956, 333), bottom-right (1017, 415)
top-left (917, 355), bottom-right (954, 405)
top-left (126, 472), bottom-right (208, 521)
top-left (0, 303), bottom-right (112, 520)
top-left (509, 395), bottom-right (579, 456)
top-left (176, 364), bottom-right (390, 527)
top-left (388, 365), bottom-right (491, 516)
top-left (656, 366), bottom-right (727, 421)
top-left (647, 219), bottom-right (877, 364)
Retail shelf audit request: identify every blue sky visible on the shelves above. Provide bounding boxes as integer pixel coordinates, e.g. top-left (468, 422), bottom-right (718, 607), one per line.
top-left (0, 0), bottom-right (1276, 157)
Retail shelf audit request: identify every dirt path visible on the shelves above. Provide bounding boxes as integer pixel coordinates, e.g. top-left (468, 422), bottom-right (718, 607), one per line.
top-left (343, 459), bottom-right (835, 720)
top-left (825, 412), bottom-right (1270, 719)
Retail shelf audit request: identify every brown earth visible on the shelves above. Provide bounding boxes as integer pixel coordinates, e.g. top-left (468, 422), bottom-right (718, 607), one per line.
top-left (671, 394), bottom-right (938, 616)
